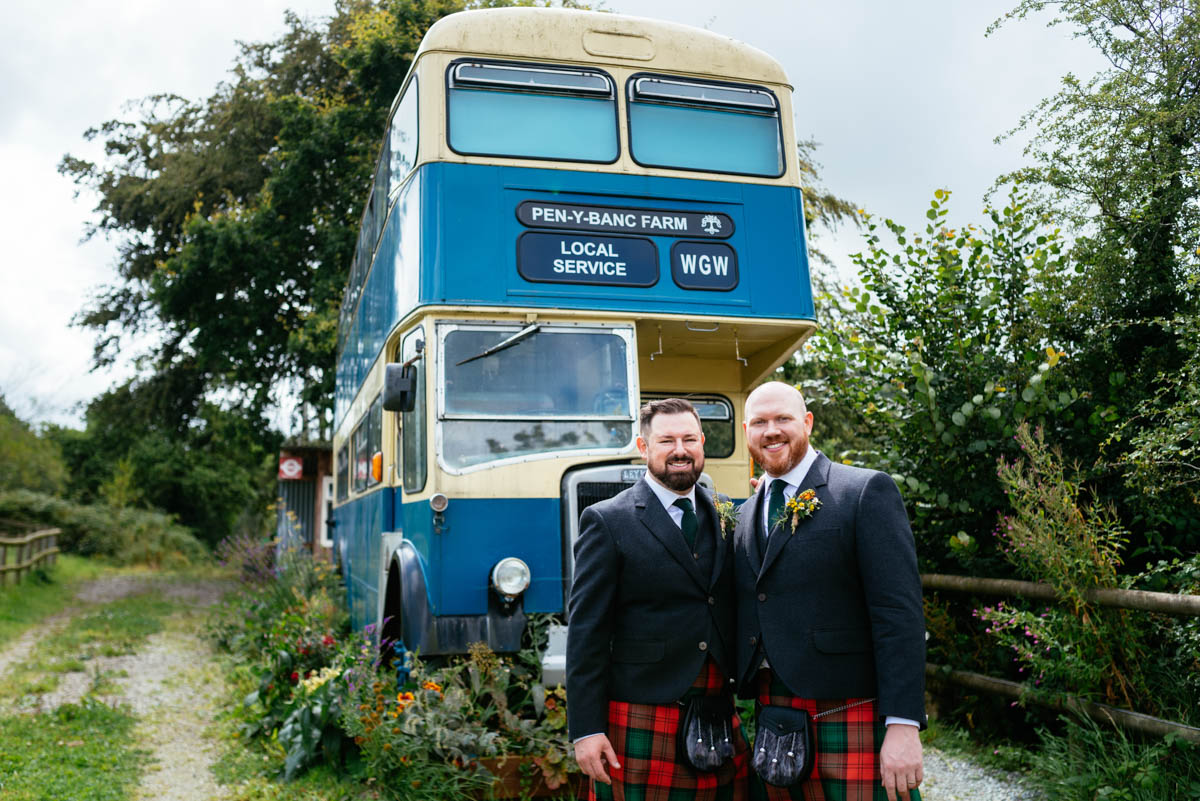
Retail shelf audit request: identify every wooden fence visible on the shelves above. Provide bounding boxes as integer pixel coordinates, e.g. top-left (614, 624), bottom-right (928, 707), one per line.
top-left (921, 573), bottom-right (1200, 743)
top-left (0, 527), bottom-right (60, 587)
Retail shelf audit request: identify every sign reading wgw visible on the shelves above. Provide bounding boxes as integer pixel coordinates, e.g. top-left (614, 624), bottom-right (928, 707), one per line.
top-left (670, 242), bottom-right (739, 292)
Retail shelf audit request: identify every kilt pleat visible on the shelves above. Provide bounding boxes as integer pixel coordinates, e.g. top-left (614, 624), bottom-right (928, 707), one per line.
top-left (590, 659), bottom-right (749, 801)
top-left (750, 670), bottom-right (921, 801)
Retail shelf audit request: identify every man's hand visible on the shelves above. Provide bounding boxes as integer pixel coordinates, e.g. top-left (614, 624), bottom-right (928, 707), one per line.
top-left (574, 734), bottom-right (621, 785)
top-left (879, 723), bottom-right (922, 801)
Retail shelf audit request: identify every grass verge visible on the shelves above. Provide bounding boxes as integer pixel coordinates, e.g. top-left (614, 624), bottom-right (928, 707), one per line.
top-left (0, 699), bottom-right (147, 801)
top-left (0, 556), bottom-right (105, 649)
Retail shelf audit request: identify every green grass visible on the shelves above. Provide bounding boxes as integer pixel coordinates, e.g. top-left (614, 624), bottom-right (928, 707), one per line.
top-left (0, 699), bottom-right (147, 800)
top-left (47, 592), bottom-right (180, 661)
top-left (0, 556), bottom-right (105, 649)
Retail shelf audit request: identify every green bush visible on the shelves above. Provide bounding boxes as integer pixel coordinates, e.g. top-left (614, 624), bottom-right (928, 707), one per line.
top-left (0, 489), bottom-right (207, 567)
top-left (0, 396), bottom-right (66, 495)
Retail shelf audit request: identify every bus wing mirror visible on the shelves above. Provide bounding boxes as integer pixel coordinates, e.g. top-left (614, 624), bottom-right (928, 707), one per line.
top-left (383, 363), bottom-right (417, 412)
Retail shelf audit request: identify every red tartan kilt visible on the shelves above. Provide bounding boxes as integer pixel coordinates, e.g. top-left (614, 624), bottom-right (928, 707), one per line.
top-left (752, 669), bottom-right (904, 801)
top-left (590, 659), bottom-right (749, 801)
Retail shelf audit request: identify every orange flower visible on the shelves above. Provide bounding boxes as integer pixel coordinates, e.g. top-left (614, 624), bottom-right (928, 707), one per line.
top-left (422, 680), bottom-right (442, 693)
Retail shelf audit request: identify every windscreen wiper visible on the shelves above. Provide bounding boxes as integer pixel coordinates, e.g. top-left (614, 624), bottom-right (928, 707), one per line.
top-left (455, 323), bottom-right (543, 366)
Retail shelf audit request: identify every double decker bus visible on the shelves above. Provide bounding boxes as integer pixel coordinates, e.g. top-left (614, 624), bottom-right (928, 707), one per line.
top-left (332, 7), bottom-right (816, 676)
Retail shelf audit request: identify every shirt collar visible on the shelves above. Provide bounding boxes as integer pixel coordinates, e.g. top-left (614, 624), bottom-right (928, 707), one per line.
top-left (760, 446), bottom-right (819, 493)
top-left (643, 472), bottom-right (697, 511)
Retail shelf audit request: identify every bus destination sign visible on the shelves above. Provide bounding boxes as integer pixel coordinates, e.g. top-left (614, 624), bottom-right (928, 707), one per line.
top-left (518, 201), bottom-right (734, 239)
top-left (517, 232), bottom-right (658, 287)
top-left (671, 241), bottom-right (739, 292)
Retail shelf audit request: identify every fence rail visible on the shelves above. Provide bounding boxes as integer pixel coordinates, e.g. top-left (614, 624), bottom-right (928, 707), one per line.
top-left (921, 572), bottom-right (1200, 742)
top-left (921, 572), bottom-right (1200, 616)
top-left (0, 528), bottom-right (60, 587)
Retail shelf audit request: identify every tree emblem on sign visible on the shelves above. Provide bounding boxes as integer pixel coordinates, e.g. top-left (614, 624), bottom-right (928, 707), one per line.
top-left (701, 215), bottom-right (723, 235)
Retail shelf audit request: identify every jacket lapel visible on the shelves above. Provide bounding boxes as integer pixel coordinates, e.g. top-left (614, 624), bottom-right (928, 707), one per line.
top-left (736, 485), bottom-right (767, 573)
top-left (695, 484), bottom-right (726, 589)
top-left (758, 453), bottom-right (831, 580)
top-left (633, 480), bottom-right (707, 591)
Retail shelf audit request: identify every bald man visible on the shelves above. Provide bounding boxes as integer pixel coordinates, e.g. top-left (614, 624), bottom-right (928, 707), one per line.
top-left (733, 382), bottom-right (926, 801)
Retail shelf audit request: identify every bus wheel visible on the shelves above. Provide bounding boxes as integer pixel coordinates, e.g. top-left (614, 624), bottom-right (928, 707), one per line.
top-left (381, 561), bottom-right (406, 667)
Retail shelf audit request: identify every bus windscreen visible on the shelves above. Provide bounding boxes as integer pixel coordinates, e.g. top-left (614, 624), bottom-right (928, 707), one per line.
top-left (439, 325), bottom-right (634, 469)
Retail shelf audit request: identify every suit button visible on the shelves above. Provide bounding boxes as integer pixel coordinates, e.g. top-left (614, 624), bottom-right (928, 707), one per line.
top-left (749, 636), bottom-right (757, 646)
top-left (693, 552), bottom-right (699, 559)
top-left (707, 596), bottom-right (715, 605)
top-left (698, 641), bottom-right (708, 651)
top-left (758, 593), bottom-right (767, 602)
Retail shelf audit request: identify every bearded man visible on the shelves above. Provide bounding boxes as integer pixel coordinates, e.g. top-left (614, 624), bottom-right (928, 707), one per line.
top-left (567, 398), bottom-right (747, 801)
top-left (734, 382), bottom-right (926, 801)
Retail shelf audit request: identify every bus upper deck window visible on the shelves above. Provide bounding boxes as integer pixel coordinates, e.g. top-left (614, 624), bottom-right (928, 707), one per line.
top-left (628, 76), bottom-right (784, 177)
top-left (447, 61), bottom-right (618, 163)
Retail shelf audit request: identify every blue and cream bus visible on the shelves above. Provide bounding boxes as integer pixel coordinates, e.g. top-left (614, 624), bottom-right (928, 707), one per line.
top-left (332, 7), bottom-right (816, 675)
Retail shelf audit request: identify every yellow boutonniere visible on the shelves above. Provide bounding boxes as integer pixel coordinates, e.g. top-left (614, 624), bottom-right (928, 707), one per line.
top-left (713, 497), bottom-right (738, 539)
top-left (771, 489), bottom-right (822, 532)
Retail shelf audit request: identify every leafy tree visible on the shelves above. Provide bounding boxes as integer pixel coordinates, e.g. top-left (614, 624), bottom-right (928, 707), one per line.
top-left (992, 0), bottom-right (1200, 441)
top-left (808, 186), bottom-right (1078, 571)
top-left (1107, 310), bottom-right (1200, 547)
top-left (0, 394), bottom-right (66, 495)
top-left (46, 380), bottom-right (280, 547)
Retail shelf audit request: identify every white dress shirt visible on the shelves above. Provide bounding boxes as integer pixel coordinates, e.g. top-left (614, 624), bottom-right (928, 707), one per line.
top-left (643, 472), bottom-right (698, 527)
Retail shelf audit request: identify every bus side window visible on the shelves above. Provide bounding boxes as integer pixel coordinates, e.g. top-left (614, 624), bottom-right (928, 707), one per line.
top-left (401, 327), bottom-right (427, 493)
top-left (389, 78), bottom-right (418, 196)
top-left (366, 395), bottom-right (383, 488)
top-left (336, 443), bottom-right (349, 501)
top-left (353, 414), bottom-right (369, 493)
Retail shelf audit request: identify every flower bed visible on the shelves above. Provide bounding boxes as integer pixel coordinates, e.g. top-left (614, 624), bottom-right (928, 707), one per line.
top-left (210, 534), bottom-right (578, 799)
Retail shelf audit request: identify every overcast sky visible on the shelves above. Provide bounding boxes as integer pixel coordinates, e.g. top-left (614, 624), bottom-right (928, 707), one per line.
top-left (0, 0), bottom-right (1103, 428)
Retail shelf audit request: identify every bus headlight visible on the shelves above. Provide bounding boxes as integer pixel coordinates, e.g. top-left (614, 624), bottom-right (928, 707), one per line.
top-left (491, 557), bottom-right (531, 602)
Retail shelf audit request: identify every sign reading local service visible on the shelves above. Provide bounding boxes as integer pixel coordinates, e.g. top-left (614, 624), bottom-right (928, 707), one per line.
top-left (518, 232), bottom-right (658, 287)
top-left (518, 201), bottom-right (734, 239)
top-left (671, 241), bottom-right (739, 291)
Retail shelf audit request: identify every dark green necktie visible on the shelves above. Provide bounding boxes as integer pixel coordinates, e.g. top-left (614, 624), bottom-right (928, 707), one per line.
top-left (767, 478), bottom-right (788, 534)
top-left (674, 497), bottom-right (698, 550)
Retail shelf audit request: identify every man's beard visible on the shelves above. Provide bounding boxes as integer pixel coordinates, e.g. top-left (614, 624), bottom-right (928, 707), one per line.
top-left (650, 458), bottom-right (703, 491)
top-left (753, 436), bottom-right (807, 475)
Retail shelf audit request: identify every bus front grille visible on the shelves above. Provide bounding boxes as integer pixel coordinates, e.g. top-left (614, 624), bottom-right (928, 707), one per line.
top-left (575, 482), bottom-right (635, 516)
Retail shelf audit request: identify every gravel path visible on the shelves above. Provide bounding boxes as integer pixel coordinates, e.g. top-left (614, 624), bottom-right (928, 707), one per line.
top-left (921, 744), bottom-right (1044, 800)
top-left (0, 575), bottom-right (232, 801)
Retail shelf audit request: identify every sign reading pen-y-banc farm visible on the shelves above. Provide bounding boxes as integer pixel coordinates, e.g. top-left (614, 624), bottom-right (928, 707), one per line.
top-left (517, 232), bottom-right (659, 287)
top-left (517, 201), bottom-right (734, 239)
